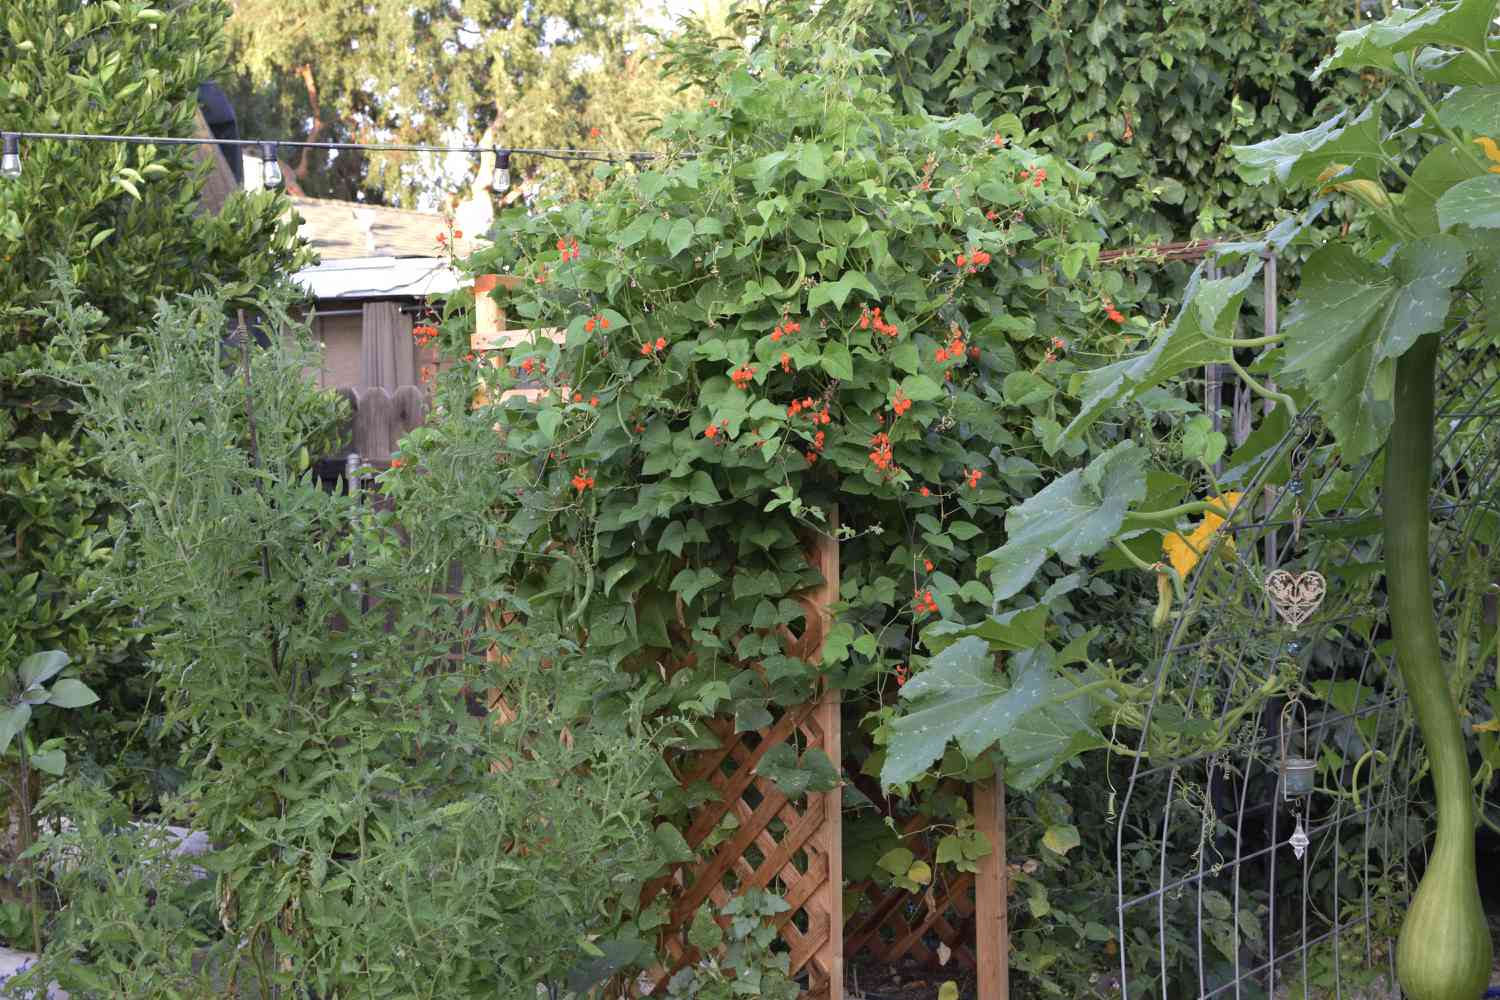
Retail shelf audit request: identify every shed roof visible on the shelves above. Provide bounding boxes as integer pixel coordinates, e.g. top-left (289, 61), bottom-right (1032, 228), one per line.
top-left (289, 196), bottom-right (446, 260)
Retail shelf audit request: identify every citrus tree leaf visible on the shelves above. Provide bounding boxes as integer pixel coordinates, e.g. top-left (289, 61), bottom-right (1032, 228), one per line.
top-left (0, 704), bottom-right (31, 756)
top-left (18, 649), bottom-right (69, 688)
top-left (46, 678), bottom-right (99, 709)
top-left (977, 441), bottom-right (1147, 602)
top-left (29, 747), bottom-right (66, 776)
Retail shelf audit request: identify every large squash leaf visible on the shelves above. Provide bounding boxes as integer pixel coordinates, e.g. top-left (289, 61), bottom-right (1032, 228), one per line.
top-left (1437, 175), bottom-right (1500, 231)
top-left (978, 441), bottom-right (1147, 602)
top-left (1065, 263), bottom-right (1260, 438)
top-left (1279, 238), bottom-right (1468, 458)
top-left (880, 639), bottom-right (1107, 790)
top-left (1232, 107), bottom-right (1394, 187)
top-left (1313, 0), bottom-right (1499, 78)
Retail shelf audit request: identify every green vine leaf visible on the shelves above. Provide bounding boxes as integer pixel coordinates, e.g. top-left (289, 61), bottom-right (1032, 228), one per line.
top-left (755, 743), bottom-right (839, 798)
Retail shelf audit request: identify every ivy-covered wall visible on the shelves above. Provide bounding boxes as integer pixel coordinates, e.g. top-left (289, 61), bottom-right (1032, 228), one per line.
top-left (832, 0), bottom-right (1383, 242)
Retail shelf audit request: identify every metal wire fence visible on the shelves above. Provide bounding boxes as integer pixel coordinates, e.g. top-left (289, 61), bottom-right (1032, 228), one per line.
top-left (1112, 255), bottom-right (1500, 999)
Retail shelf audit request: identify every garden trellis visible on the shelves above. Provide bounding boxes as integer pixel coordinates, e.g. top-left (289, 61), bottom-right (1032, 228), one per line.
top-left (1112, 256), bottom-right (1500, 998)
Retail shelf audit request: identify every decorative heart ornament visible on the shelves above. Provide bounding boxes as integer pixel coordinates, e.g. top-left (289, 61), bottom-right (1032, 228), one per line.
top-left (1264, 570), bottom-right (1326, 628)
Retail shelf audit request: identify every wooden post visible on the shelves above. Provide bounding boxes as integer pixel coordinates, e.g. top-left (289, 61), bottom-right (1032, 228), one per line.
top-left (974, 777), bottom-right (1009, 1000)
top-left (807, 510), bottom-right (843, 1000)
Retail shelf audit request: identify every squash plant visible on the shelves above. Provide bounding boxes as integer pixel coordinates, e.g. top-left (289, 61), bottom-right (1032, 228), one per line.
top-left (878, 0), bottom-right (1500, 996)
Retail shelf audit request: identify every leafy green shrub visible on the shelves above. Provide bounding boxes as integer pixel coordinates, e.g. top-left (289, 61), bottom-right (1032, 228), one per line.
top-left (0, 0), bottom-right (313, 810)
top-left (665, 891), bottom-right (800, 1000)
top-left (11, 284), bottom-right (673, 999)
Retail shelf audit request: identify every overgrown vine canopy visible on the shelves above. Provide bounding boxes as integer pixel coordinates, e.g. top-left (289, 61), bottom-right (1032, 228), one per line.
top-left (400, 31), bottom-right (1171, 798)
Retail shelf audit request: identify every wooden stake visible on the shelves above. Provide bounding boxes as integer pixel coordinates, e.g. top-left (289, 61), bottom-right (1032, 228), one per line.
top-left (974, 777), bottom-right (1008, 1000)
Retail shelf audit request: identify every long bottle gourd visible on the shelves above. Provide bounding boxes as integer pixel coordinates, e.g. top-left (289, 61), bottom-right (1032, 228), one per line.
top-left (1385, 334), bottom-right (1492, 1000)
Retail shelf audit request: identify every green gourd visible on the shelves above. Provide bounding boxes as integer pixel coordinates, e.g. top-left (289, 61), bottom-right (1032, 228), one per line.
top-left (1385, 334), bottom-right (1493, 1000)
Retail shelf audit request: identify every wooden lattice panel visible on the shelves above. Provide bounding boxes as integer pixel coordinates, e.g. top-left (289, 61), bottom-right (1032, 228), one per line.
top-left (844, 811), bottom-right (980, 971)
top-left (637, 517), bottom-right (843, 998)
top-left (638, 693), bottom-right (842, 995)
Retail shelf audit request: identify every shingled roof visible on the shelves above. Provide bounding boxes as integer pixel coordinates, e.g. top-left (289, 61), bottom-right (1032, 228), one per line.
top-left (289, 196), bottom-right (445, 260)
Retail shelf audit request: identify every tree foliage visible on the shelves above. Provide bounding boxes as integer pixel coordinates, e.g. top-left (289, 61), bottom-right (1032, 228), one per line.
top-left (222, 0), bottom-right (706, 206)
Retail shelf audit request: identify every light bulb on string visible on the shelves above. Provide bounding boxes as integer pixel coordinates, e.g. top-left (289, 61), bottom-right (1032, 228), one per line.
top-left (261, 142), bottom-right (284, 189)
top-left (495, 149), bottom-right (511, 193)
top-left (1, 133), bottom-right (21, 180)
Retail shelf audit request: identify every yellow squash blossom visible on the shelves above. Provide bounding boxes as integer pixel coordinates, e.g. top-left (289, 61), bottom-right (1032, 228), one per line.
top-left (1476, 137), bottom-right (1500, 174)
top-left (1161, 493), bottom-right (1244, 578)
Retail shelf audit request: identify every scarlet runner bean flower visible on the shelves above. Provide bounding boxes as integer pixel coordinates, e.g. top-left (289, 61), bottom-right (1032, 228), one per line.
top-left (964, 468), bottom-right (983, 489)
top-left (770, 318), bottom-right (802, 342)
top-left (891, 390), bottom-right (912, 417)
top-left (894, 663), bottom-right (908, 686)
top-left (868, 432), bottom-right (895, 473)
top-left (913, 589), bottom-right (939, 614)
top-left (730, 365), bottom-right (756, 389)
top-left (923, 559), bottom-right (934, 572)
top-left (781, 353), bottom-right (793, 373)
top-left (571, 469), bottom-right (596, 493)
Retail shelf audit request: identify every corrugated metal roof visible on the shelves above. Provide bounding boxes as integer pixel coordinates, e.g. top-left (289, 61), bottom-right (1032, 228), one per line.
top-left (289, 196), bottom-right (447, 260)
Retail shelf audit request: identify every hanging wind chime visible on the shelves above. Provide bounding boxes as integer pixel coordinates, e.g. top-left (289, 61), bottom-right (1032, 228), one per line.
top-left (1263, 463), bottom-right (1327, 861)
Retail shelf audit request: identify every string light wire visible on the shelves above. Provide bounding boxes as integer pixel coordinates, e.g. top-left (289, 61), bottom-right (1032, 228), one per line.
top-left (0, 128), bottom-right (660, 168)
